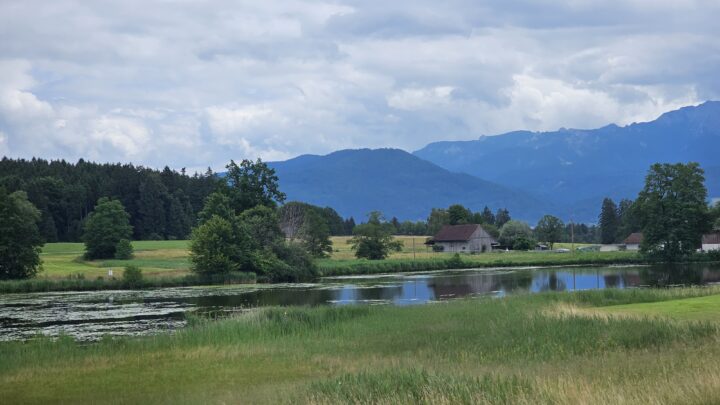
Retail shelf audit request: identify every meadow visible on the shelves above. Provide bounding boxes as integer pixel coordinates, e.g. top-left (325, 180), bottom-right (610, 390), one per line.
top-left (2, 287), bottom-right (720, 404)
top-left (32, 237), bottom-right (639, 281)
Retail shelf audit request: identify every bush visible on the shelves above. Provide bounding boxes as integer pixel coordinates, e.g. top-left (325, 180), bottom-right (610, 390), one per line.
top-left (114, 239), bottom-right (134, 260)
top-left (446, 253), bottom-right (464, 269)
top-left (122, 265), bottom-right (143, 287)
top-left (513, 236), bottom-right (536, 251)
top-left (262, 242), bottom-right (318, 283)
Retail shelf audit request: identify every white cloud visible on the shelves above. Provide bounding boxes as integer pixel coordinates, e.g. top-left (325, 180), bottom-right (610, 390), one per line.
top-left (0, 0), bottom-right (717, 168)
top-left (0, 131), bottom-right (8, 156)
top-left (387, 86), bottom-right (454, 111)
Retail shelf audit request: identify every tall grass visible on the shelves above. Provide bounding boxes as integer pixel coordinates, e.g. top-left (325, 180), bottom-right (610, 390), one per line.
top-left (304, 369), bottom-right (541, 405)
top-left (3, 288), bottom-right (720, 404)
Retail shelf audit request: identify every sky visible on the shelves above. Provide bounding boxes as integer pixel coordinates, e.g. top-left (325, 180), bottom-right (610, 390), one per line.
top-left (1, 0), bottom-right (719, 172)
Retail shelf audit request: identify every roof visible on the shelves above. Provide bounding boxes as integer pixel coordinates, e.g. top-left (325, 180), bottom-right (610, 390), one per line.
top-left (434, 224), bottom-right (485, 242)
top-left (703, 232), bottom-right (720, 245)
top-left (624, 232), bottom-right (643, 244)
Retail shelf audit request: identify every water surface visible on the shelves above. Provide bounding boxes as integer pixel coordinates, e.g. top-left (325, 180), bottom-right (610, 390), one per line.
top-left (1, 264), bottom-right (718, 341)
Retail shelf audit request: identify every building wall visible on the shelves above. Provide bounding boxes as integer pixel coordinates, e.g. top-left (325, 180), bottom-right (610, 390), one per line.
top-left (437, 241), bottom-right (470, 252)
top-left (626, 243), bottom-right (640, 251)
top-left (437, 227), bottom-right (495, 253)
top-left (703, 243), bottom-right (720, 251)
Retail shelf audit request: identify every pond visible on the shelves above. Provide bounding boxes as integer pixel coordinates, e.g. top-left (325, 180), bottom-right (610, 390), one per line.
top-left (1, 264), bottom-right (719, 342)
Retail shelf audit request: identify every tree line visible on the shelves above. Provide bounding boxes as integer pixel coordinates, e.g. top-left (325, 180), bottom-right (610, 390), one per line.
top-left (0, 157), bottom-right (220, 242)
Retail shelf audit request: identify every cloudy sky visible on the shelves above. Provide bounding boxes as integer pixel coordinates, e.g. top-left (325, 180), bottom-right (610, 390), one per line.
top-left (1, 0), bottom-right (719, 171)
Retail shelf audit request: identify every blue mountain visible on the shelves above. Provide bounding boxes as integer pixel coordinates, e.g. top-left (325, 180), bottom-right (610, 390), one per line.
top-left (414, 101), bottom-right (720, 222)
top-left (269, 148), bottom-right (549, 222)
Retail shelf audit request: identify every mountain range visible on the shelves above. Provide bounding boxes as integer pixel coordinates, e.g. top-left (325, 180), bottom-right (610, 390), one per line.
top-left (270, 101), bottom-right (720, 223)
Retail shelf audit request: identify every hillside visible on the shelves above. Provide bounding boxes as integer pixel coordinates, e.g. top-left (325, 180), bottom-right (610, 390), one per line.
top-left (269, 149), bottom-right (549, 222)
top-left (414, 101), bottom-right (720, 221)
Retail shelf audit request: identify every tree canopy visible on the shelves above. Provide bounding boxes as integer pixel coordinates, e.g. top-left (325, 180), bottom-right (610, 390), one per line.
top-left (636, 162), bottom-right (709, 261)
top-left (83, 198), bottom-right (133, 260)
top-left (499, 220), bottom-right (533, 248)
top-left (224, 159), bottom-right (286, 212)
top-left (0, 189), bottom-right (43, 279)
top-left (535, 215), bottom-right (564, 249)
top-left (0, 158), bottom-right (219, 242)
top-left (350, 211), bottom-right (403, 260)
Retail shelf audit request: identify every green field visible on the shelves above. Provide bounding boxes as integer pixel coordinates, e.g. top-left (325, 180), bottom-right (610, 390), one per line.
top-left (2, 287), bottom-right (720, 404)
top-left (35, 238), bottom-right (638, 281)
top-left (38, 240), bottom-right (191, 280)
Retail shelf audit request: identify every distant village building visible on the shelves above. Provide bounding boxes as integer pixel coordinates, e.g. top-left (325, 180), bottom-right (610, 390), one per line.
top-left (431, 224), bottom-right (496, 253)
top-left (702, 232), bottom-right (720, 251)
top-left (623, 232), bottom-right (643, 251)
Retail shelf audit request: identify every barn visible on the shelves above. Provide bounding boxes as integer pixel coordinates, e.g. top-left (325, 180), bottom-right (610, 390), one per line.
top-left (623, 232), bottom-right (643, 251)
top-left (432, 224), bottom-right (496, 253)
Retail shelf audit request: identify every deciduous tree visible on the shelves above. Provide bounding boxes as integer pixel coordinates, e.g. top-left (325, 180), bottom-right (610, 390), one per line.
top-left (224, 159), bottom-right (286, 212)
top-left (350, 211), bottom-right (403, 260)
top-left (499, 220), bottom-right (532, 248)
top-left (0, 189), bottom-right (43, 279)
top-left (636, 162), bottom-right (710, 261)
top-left (83, 198), bottom-right (133, 260)
top-left (536, 215), bottom-right (564, 249)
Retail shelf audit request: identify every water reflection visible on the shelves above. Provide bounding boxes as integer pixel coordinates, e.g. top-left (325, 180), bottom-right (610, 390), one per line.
top-left (1, 264), bottom-right (719, 341)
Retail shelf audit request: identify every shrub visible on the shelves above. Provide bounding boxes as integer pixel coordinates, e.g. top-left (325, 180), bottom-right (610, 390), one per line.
top-left (513, 236), bottom-right (535, 251)
top-left (114, 239), bottom-right (134, 260)
top-left (262, 242), bottom-right (318, 283)
top-left (122, 265), bottom-right (143, 287)
top-left (446, 253), bottom-right (464, 269)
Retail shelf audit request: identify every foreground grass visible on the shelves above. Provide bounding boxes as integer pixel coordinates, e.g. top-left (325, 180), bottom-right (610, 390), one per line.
top-left (2, 287), bottom-right (720, 404)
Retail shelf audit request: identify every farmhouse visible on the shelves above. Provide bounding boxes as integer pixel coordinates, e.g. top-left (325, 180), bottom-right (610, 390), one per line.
top-left (432, 224), bottom-right (496, 253)
top-left (623, 232), bottom-right (643, 251)
top-left (702, 232), bottom-right (720, 251)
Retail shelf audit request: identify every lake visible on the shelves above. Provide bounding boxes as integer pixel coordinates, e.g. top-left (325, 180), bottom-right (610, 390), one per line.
top-left (1, 264), bottom-right (719, 342)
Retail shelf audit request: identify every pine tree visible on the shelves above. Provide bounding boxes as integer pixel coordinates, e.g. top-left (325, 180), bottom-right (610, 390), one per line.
top-left (599, 198), bottom-right (619, 244)
top-left (480, 206), bottom-right (495, 225)
top-left (495, 208), bottom-right (511, 227)
top-left (137, 175), bottom-right (168, 240)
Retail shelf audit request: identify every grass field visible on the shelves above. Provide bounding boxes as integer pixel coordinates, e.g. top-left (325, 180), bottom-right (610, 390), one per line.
top-left (38, 240), bottom-right (191, 280)
top-left (2, 287), bottom-right (720, 404)
top-left (34, 237), bottom-right (637, 281)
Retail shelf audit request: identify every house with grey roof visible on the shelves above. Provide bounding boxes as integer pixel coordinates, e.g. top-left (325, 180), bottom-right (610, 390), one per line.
top-left (431, 224), bottom-right (496, 253)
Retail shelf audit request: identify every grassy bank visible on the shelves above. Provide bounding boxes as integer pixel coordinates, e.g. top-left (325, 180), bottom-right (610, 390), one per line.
top-left (2, 287), bottom-right (720, 404)
top-left (317, 250), bottom-right (643, 276)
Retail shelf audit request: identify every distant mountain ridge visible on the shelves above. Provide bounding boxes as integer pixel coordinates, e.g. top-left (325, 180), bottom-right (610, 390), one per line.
top-left (414, 101), bottom-right (720, 221)
top-left (263, 102), bottom-right (719, 223)
top-left (268, 148), bottom-right (549, 222)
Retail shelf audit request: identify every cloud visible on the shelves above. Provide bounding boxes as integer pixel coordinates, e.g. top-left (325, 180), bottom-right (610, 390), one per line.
top-left (0, 0), bottom-right (718, 170)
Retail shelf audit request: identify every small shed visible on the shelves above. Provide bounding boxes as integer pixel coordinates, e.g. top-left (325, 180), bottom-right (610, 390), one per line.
top-left (433, 224), bottom-right (496, 253)
top-left (623, 232), bottom-right (643, 251)
top-left (702, 232), bottom-right (720, 251)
